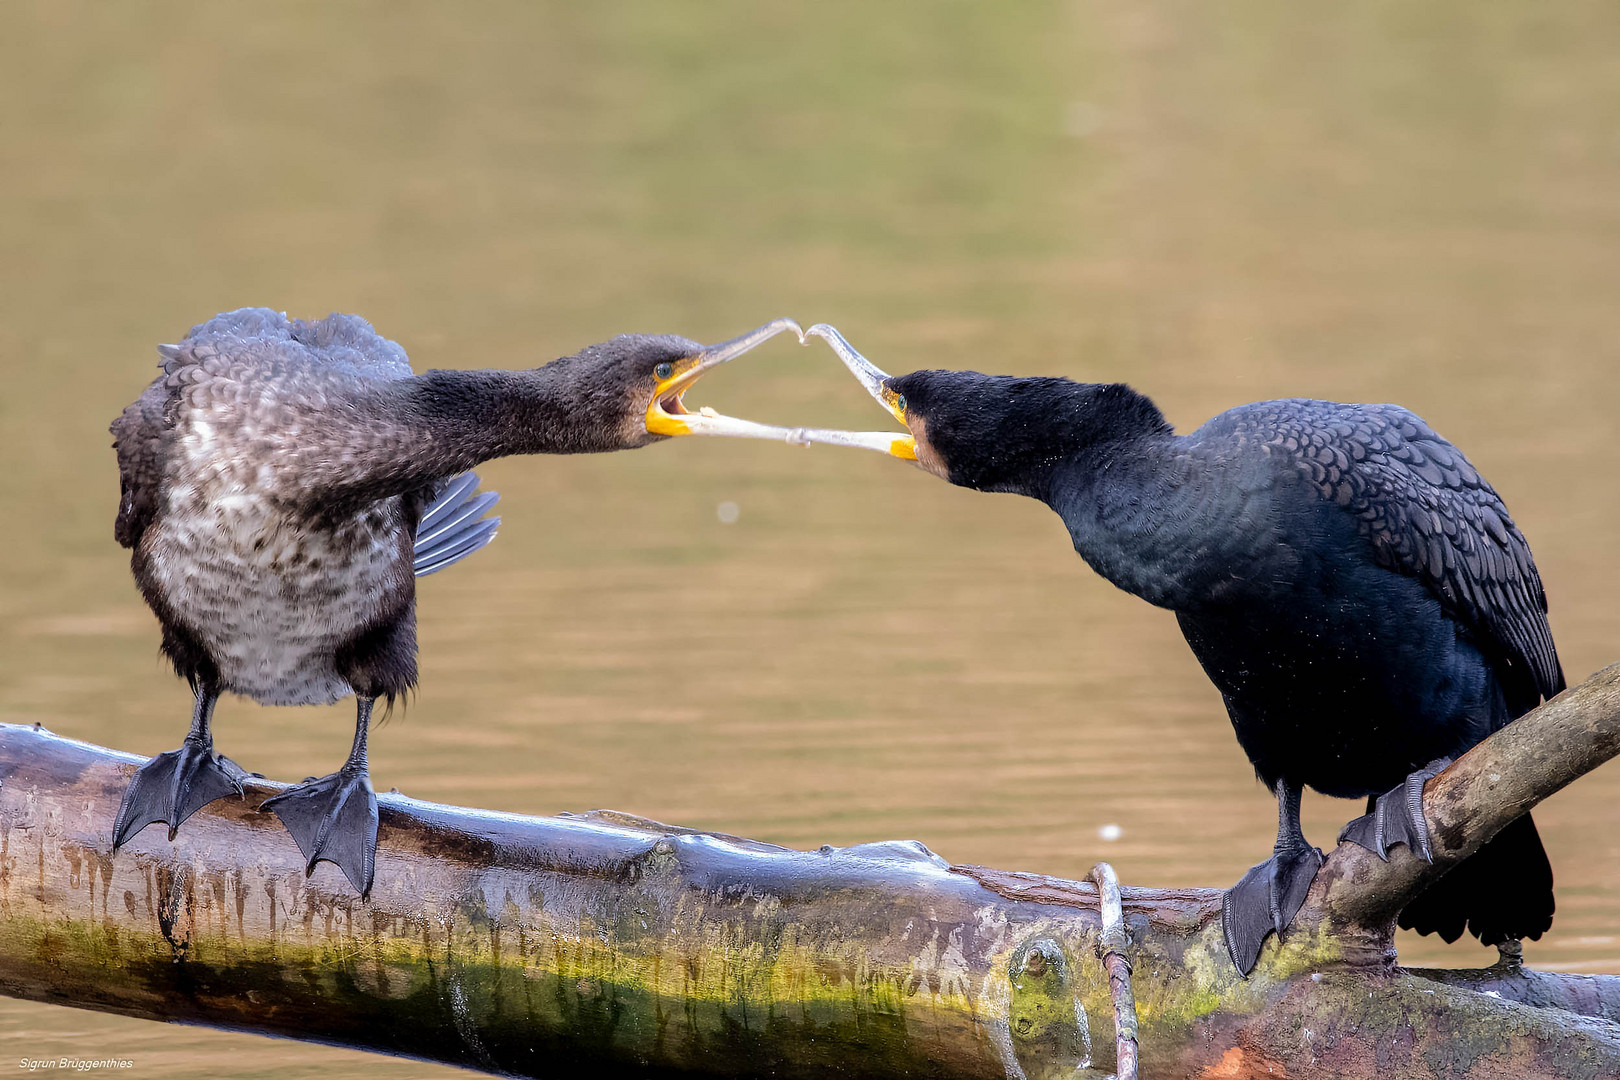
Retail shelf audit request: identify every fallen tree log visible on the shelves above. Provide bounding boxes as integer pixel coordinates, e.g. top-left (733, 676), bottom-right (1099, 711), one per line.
top-left (2, 665), bottom-right (1619, 1078)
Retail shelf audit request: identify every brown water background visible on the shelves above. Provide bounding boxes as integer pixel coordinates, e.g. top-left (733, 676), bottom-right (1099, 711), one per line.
top-left (4, 3), bottom-right (1620, 1075)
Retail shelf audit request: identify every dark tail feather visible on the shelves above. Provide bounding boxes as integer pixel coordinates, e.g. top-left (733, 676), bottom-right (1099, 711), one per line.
top-left (1397, 811), bottom-right (1554, 945)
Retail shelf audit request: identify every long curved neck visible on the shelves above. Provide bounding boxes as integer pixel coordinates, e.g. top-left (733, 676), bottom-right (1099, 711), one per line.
top-left (286, 361), bottom-right (633, 515)
top-left (1045, 434), bottom-right (1249, 610)
top-left (402, 362), bottom-right (627, 462)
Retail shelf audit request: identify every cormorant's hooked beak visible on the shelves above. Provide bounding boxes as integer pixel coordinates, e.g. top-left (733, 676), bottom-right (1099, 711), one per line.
top-left (641, 317), bottom-right (918, 459)
top-left (793, 325), bottom-right (919, 460)
top-left (645, 318), bottom-right (812, 440)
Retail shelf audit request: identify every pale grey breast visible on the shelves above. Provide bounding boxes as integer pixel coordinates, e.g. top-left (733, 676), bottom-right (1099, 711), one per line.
top-left (141, 496), bottom-right (407, 705)
top-left (138, 310), bottom-right (417, 705)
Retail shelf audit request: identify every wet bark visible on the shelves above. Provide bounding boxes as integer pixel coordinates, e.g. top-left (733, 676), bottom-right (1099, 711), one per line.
top-left (1, 664), bottom-right (1619, 1079)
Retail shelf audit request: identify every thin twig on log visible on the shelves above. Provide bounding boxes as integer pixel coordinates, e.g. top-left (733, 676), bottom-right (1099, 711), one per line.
top-left (0, 664), bottom-right (1618, 1078)
top-left (1086, 862), bottom-right (1138, 1080)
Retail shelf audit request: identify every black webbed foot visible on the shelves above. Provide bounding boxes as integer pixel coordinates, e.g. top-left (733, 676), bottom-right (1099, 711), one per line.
top-left (111, 738), bottom-right (250, 848)
top-left (1221, 843), bottom-right (1325, 976)
top-left (261, 765), bottom-right (378, 897)
top-left (1339, 757), bottom-right (1453, 862)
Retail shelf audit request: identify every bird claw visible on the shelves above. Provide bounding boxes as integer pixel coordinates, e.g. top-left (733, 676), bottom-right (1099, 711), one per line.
top-left (261, 766), bottom-right (378, 897)
top-left (1339, 757), bottom-right (1452, 862)
top-left (1270, 844), bottom-right (1325, 933)
top-left (112, 738), bottom-right (249, 848)
top-left (1221, 844), bottom-right (1324, 976)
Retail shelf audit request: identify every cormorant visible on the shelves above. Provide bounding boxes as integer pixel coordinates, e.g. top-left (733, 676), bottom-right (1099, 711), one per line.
top-left (801, 324), bottom-right (1560, 975)
top-left (110, 307), bottom-right (809, 896)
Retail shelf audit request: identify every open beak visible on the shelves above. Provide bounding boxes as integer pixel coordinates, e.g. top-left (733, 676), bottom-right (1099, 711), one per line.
top-left (641, 317), bottom-right (918, 460)
top-left (645, 318), bottom-right (813, 439)
top-left (794, 325), bottom-right (919, 460)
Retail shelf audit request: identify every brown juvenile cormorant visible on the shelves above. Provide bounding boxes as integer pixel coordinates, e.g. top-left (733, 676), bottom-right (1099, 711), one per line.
top-left (110, 307), bottom-right (810, 896)
top-left (800, 324), bottom-right (1560, 975)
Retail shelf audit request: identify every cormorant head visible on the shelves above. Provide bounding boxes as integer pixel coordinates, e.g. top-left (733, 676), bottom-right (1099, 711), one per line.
top-left (560, 318), bottom-right (813, 449)
top-left (800, 324), bottom-right (1169, 496)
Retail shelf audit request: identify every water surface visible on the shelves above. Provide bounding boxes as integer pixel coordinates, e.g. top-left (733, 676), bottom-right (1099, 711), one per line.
top-left (4, 2), bottom-right (1620, 1074)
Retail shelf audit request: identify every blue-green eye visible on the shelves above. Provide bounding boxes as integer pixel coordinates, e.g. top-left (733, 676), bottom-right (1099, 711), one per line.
top-left (895, 394), bottom-right (907, 413)
top-left (655, 362), bottom-right (674, 380)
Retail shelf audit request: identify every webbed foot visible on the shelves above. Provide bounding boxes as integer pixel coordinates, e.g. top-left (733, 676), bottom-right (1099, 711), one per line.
top-left (261, 765), bottom-right (378, 897)
top-left (1221, 843), bottom-right (1325, 976)
top-left (1339, 757), bottom-right (1453, 862)
top-left (112, 738), bottom-right (250, 848)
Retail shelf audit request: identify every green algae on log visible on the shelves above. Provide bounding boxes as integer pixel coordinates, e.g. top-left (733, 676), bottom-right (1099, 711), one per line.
top-left (1, 665), bottom-right (1620, 1078)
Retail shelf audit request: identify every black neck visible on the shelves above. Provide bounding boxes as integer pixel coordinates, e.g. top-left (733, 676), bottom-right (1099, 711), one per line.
top-left (900, 372), bottom-right (1237, 607)
top-left (1045, 434), bottom-right (1243, 610)
top-left (928, 379), bottom-right (1173, 501)
top-left (941, 380), bottom-right (1231, 609)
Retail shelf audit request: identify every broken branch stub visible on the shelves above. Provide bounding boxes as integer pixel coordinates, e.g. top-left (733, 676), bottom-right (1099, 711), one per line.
top-left (1305, 662), bottom-right (1620, 945)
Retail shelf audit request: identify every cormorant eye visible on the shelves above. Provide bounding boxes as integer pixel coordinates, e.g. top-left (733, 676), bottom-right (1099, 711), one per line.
top-left (655, 362), bottom-right (675, 380)
top-left (895, 394), bottom-right (907, 413)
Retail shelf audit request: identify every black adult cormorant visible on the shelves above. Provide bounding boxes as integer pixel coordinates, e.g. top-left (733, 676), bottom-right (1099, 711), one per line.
top-left (802, 325), bottom-right (1560, 974)
top-left (110, 307), bottom-right (808, 895)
